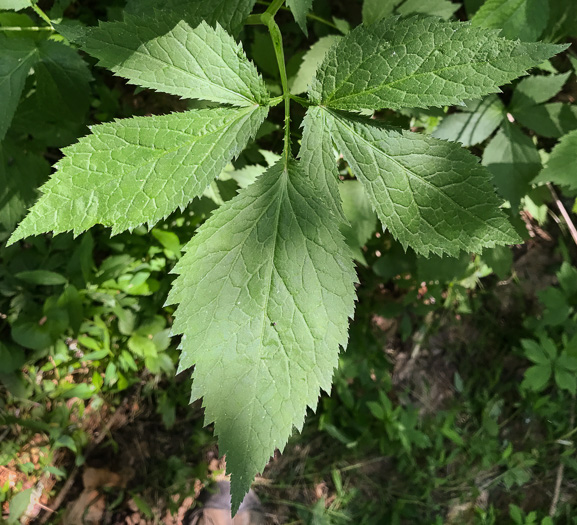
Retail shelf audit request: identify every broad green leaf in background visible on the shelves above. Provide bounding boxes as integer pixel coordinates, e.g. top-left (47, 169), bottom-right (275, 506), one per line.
top-left (533, 129), bottom-right (577, 190)
top-left (522, 339), bottom-right (551, 365)
top-left (33, 40), bottom-right (92, 122)
top-left (323, 110), bottom-right (520, 257)
top-left (513, 102), bottom-right (577, 139)
top-left (522, 363), bottom-right (552, 392)
top-left (309, 16), bottom-right (565, 111)
top-left (0, 0), bottom-right (30, 10)
top-left (482, 122), bottom-right (541, 208)
top-left (299, 106), bottom-right (346, 221)
top-left (167, 160), bottom-right (356, 512)
top-left (124, 0), bottom-right (257, 36)
top-left (8, 487), bottom-right (33, 525)
top-left (472, 0), bottom-right (549, 42)
top-left (291, 35), bottom-right (341, 95)
top-left (362, 0), bottom-right (458, 24)
top-left (286, 0), bottom-right (314, 35)
top-left (7, 39), bottom-right (93, 148)
top-left (9, 105), bottom-right (268, 242)
top-left (0, 34), bottom-right (39, 140)
top-left (555, 366), bottom-right (577, 394)
top-left (432, 95), bottom-right (505, 146)
top-left (82, 18), bottom-right (269, 106)
top-left (0, 140), bottom-right (50, 233)
top-left (16, 270), bottom-right (68, 285)
top-left (362, 0), bottom-right (400, 24)
top-left (510, 72), bottom-right (571, 112)
top-left (396, 0), bottom-right (459, 19)
top-left (542, 0), bottom-right (577, 42)
top-left (339, 180), bottom-right (377, 265)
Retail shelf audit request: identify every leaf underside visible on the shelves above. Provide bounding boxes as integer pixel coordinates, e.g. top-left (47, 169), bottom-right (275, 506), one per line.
top-left (309, 16), bottom-right (566, 111)
top-left (9, 105), bottom-right (268, 243)
top-left (168, 159), bottom-right (357, 513)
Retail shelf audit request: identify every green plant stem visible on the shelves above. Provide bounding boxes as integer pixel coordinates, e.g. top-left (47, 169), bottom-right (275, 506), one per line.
top-left (245, 14), bottom-right (264, 25)
top-left (289, 94), bottom-right (310, 107)
top-left (31, 3), bottom-right (53, 28)
top-left (262, 1), bottom-right (291, 164)
top-left (255, 0), bottom-right (339, 30)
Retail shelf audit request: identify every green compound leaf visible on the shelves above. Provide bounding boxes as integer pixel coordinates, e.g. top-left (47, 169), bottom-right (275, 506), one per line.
top-left (286, 0), bottom-right (314, 35)
top-left (323, 109), bottom-right (520, 257)
top-left (299, 106), bottom-right (346, 222)
top-left (534, 129), bottom-right (577, 190)
top-left (9, 105), bottom-right (268, 243)
top-left (124, 0), bottom-right (257, 36)
top-left (167, 159), bottom-right (357, 512)
top-left (471, 0), bottom-right (549, 42)
top-left (432, 95), bottom-right (505, 147)
top-left (309, 16), bottom-right (566, 111)
top-left (82, 18), bottom-right (269, 107)
top-left (0, 34), bottom-right (39, 140)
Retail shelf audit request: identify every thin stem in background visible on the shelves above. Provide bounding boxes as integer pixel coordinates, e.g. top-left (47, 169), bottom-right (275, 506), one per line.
top-left (547, 183), bottom-right (577, 248)
top-left (31, 2), bottom-right (53, 28)
top-left (262, 0), bottom-right (292, 165)
top-left (0, 26), bottom-right (52, 31)
top-left (255, 0), bottom-right (339, 30)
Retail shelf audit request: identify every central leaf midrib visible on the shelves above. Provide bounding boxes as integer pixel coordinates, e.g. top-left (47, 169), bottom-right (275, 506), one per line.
top-left (70, 107), bottom-right (255, 181)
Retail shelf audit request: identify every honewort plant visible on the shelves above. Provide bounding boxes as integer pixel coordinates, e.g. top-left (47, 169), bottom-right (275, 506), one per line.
top-left (7, 0), bottom-right (567, 511)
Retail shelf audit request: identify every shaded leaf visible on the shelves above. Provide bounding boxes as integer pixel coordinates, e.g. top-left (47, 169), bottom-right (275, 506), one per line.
top-left (432, 95), bottom-right (505, 146)
top-left (534, 130), bottom-right (577, 190)
top-left (472, 0), bottom-right (549, 42)
top-left (514, 103), bottom-right (577, 139)
top-left (167, 159), bottom-right (356, 512)
top-left (286, 0), bottom-right (313, 35)
top-left (482, 122), bottom-right (541, 209)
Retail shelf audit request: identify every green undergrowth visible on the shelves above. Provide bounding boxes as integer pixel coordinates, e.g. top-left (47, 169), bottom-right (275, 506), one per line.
top-left (1, 0), bottom-right (577, 523)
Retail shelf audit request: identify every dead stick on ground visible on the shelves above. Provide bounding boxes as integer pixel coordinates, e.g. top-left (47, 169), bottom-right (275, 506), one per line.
top-left (549, 395), bottom-right (576, 517)
top-left (548, 183), bottom-right (577, 247)
top-left (38, 402), bottom-right (129, 524)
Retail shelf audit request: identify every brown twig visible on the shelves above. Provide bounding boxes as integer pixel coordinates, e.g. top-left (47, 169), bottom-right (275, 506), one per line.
top-left (38, 402), bottom-right (129, 524)
top-left (549, 395), bottom-right (576, 517)
top-left (548, 183), bottom-right (577, 247)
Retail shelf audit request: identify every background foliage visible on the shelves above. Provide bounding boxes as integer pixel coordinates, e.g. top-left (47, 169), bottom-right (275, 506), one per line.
top-left (1, 0), bottom-right (577, 523)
